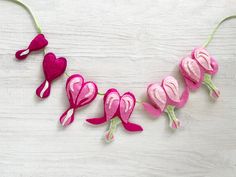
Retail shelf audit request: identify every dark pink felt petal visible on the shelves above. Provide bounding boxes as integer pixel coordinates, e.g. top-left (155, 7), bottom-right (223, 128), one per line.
top-left (122, 122), bottom-right (143, 132)
top-left (86, 117), bottom-right (107, 125)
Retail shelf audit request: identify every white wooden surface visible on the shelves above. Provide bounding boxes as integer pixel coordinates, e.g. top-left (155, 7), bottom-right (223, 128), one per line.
top-left (0, 0), bottom-right (236, 176)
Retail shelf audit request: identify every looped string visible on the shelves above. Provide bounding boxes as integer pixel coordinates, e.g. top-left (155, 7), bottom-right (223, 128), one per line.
top-left (203, 15), bottom-right (236, 48)
top-left (8, 0), bottom-right (42, 34)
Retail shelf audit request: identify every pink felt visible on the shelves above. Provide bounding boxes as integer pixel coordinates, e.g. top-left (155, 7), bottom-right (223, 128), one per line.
top-left (142, 102), bottom-right (162, 117)
top-left (192, 47), bottom-right (213, 71)
top-left (181, 57), bottom-right (201, 82)
top-left (15, 34), bottom-right (48, 60)
top-left (119, 92), bottom-right (136, 123)
top-left (192, 47), bottom-right (219, 75)
top-left (59, 74), bottom-right (98, 127)
top-left (143, 76), bottom-right (189, 118)
top-left (104, 89), bottom-right (120, 121)
top-left (86, 117), bottom-right (107, 125)
top-left (36, 80), bottom-right (51, 98)
top-left (122, 122), bottom-right (143, 132)
top-left (175, 87), bottom-right (189, 108)
top-left (59, 108), bottom-right (75, 127)
top-left (162, 76), bottom-right (180, 103)
top-left (179, 57), bottom-right (204, 90)
top-left (147, 83), bottom-right (167, 112)
top-left (36, 52), bottom-right (67, 99)
top-left (86, 89), bottom-right (143, 132)
top-left (208, 57), bottom-right (219, 75)
top-left (42, 53), bottom-right (67, 81)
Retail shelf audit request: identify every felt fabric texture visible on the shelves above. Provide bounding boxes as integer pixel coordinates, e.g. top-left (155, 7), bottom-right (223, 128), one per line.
top-left (179, 47), bottom-right (220, 99)
top-left (86, 88), bottom-right (143, 132)
top-left (15, 34), bottom-right (48, 60)
top-left (60, 74), bottom-right (98, 127)
top-left (143, 76), bottom-right (189, 129)
top-left (36, 52), bottom-right (67, 99)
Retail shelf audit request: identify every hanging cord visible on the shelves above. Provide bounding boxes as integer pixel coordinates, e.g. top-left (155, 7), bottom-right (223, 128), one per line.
top-left (203, 15), bottom-right (236, 48)
top-left (8, 0), bottom-right (42, 34)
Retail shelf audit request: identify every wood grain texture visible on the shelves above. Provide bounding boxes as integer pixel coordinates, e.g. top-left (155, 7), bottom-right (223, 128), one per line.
top-left (0, 0), bottom-right (236, 176)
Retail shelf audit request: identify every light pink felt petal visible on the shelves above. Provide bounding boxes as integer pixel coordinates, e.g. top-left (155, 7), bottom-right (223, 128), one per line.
top-left (162, 76), bottom-right (180, 103)
top-left (147, 83), bottom-right (167, 112)
top-left (66, 75), bottom-right (84, 106)
top-left (59, 108), bottom-right (75, 127)
top-left (122, 122), bottom-right (143, 132)
top-left (119, 92), bottom-right (136, 123)
top-left (142, 102), bottom-right (162, 117)
top-left (193, 47), bottom-right (213, 71)
top-left (104, 89), bottom-right (120, 121)
top-left (76, 82), bottom-right (98, 107)
top-left (181, 57), bottom-right (201, 83)
top-left (86, 117), bottom-right (107, 125)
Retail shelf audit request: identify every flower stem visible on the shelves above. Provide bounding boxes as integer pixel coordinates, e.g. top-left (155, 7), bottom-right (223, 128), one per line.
top-left (8, 0), bottom-right (42, 33)
top-left (203, 15), bottom-right (236, 48)
top-left (165, 105), bottom-right (180, 129)
top-left (104, 117), bottom-right (121, 143)
top-left (203, 73), bottom-right (220, 99)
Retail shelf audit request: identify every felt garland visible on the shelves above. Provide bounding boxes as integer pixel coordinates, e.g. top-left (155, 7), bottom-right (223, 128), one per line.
top-left (5, 0), bottom-right (236, 143)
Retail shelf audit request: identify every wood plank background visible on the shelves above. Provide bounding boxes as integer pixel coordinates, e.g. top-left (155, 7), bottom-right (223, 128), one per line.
top-left (0, 0), bottom-right (236, 176)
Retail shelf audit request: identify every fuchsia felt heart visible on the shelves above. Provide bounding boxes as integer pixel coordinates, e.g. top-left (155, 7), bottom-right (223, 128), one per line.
top-left (60, 74), bottom-right (98, 127)
top-left (86, 88), bottom-right (143, 142)
top-left (87, 89), bottom-right (143, 130)
top-left (15, 34), bottom-right (48, 60)
top-left (36, 52), bottom-right (67, 98)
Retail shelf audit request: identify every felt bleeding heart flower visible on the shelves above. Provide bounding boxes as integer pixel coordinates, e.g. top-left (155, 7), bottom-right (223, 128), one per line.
top-left (143, 76), bottom-right (189, 129)
top-left (179, 47), bottom-right (220, 99)
top-left (60, 74), bottom-right (98, 127)
top-left (36, 53), bottom-right (67, 98)
top-left (86, 89), bottom-right (143, 142)
top-left (15, 34), bottom-right (48, 60)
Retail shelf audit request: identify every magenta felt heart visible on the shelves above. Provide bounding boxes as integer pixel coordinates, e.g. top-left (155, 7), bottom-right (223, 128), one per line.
top-left (60, 74), bottom-right (98, 127)
top-left (36, 52), bottom-right (67, 99)
top-left (15, 34), bottom-right (48, 60)
top-left (42, 53), bottom-right (67, 81)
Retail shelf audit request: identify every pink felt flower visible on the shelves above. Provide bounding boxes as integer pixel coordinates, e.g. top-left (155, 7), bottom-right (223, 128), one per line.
top-left (60, 74), bottom-right (98, 127)
top-left (15, 34), bottom-right (48, 60)
top-left (86, 89), bottom-right (143, 142)
top-left (36, 53), bottom-right (67, 99)
top-left (143, 76), bottom-right (189, 129)
top-left (179, 47), bottom-right (220, 99)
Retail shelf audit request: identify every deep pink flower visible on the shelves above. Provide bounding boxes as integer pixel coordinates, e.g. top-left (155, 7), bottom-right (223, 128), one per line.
top-left (36, 53), bottom-right (67, 99)
top-left (86, 89), bottom-right (143, 142)
top-left (60, 74), bottom-right (98, 127)
top-left (179, 47), bottom-right (220, 99)
top-left (15, 34), bottom-right (48, 60)
top-left (143, 76), bottom-right (189, 129)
